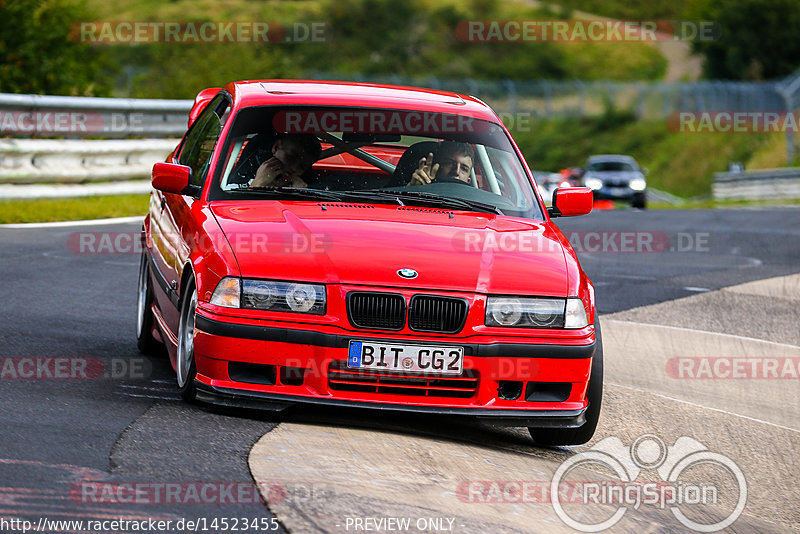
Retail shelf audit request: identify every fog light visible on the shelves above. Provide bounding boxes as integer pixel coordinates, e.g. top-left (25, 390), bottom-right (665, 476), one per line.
top-left (498, 381), bottom-right (523, 400)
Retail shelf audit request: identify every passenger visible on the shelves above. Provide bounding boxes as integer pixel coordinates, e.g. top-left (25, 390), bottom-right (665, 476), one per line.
top-left (407, 142), bottom-right (474, 186)
top-left (246, 133), bottom-right (321, 188)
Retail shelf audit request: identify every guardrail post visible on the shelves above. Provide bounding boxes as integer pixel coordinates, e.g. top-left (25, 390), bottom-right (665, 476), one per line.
top-left (503, 79), bottom-right (516, 116)
top-left (778, 87), bottom-right (796, 165)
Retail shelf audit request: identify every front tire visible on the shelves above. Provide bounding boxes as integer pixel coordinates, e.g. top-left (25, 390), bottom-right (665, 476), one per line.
top-left (529, 321), bottom-right (604, 446)
top-left (632, 192), bottom-right (647, 209)
top-left (176, 278), bottom-right (199, 403)
top-left (136, 252), bottom-right (162, 354)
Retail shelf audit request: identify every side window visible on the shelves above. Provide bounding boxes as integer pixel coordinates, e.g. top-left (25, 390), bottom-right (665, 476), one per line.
top-left (178, 95), bottom-right (230, 187)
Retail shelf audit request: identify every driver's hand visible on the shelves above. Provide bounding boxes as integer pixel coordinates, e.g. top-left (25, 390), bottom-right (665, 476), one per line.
top-left (407, 153), bottom-right (439, 186)
top-left (251, 157), bottom-right (285, 187)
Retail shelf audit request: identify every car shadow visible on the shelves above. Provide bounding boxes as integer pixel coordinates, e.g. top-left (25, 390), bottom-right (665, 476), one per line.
top-left (200, 401), bottom-right (581, 461)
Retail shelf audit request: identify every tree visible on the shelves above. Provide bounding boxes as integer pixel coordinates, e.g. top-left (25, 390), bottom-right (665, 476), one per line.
top-left (0, 0), bottom-right (114, 95)
top-left (690, 0), bottom-right (800, 80)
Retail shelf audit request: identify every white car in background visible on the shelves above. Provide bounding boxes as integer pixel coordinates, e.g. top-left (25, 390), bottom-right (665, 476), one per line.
top-left (582, 155), bottom-right (647, 209)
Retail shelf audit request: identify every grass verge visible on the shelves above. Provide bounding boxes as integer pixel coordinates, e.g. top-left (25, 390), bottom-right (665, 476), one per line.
top-left (0, 194), bottom-right (149, 224)
top-left (649, 198), bottom-right (800, 210)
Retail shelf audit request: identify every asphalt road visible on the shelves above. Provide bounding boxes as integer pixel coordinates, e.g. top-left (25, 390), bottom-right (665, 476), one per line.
top-left (553, 207), bottom-right (800, 313)
top-left (0, 207), bottom-right (798, 533)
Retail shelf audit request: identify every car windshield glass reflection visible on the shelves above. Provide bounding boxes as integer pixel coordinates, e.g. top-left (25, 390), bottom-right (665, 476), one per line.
top-left (588, 162), bottom-right (635, 172)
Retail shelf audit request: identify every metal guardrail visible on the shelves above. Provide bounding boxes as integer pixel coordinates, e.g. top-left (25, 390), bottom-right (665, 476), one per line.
top-left (713, 168), bottom-right (800, 201)
top-left (0, 138), bottom-right (178, 184)
top-left (0, 93), bottom-right (192, 138)
top-left (0, 94), bottom-right (187, 186)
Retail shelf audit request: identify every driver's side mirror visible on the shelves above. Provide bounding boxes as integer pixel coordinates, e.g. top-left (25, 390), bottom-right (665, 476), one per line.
top-left (152, 162), bottom-right (192, 194)
top-left (548, 187), bottom-right (593, 218)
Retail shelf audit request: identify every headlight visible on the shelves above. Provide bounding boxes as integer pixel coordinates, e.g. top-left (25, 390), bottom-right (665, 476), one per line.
top-left (210, 277), bottom-right (326, 314)
top-left (243, 280), bottom-right (325, 314)
top-left (285, 283), bottom-right (319, 313)
top-left (585, 177), bottom-right (603, 190)
top-left (629, 177), bottom-right (647, 191)
top-left (526, 299), bottom-right (564, 326)
top-left (486, 298), bottom-right (524, 326)
top-left (485, 297), bottom-right (566, 328)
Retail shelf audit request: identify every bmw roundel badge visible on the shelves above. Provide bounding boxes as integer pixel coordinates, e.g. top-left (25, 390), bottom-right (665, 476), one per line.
top-left (397, 268), bottom-right (418, 279)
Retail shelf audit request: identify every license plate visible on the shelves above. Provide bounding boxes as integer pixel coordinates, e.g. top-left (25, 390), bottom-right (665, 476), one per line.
top-left (347, 341), bottom-right (464, 375)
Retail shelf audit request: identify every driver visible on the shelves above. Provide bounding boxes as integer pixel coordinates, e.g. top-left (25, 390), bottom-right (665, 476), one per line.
top-left (407, 142), bottom-right (474, 186)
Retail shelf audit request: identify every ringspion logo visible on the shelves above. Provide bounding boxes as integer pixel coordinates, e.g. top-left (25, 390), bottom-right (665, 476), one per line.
top-left (551, 435), bottom-right (747, 532)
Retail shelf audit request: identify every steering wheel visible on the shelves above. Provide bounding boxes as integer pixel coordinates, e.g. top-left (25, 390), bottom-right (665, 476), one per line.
top-left (432, 176), bottom-right (472, 186)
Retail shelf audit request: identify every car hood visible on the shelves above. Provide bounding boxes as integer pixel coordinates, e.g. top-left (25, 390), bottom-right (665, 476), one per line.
top-left (210, 201), bottom-right (568, 296)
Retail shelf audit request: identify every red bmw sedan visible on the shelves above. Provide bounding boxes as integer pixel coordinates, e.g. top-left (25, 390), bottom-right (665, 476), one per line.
top-left (137, 80), bottom-right (601, 445)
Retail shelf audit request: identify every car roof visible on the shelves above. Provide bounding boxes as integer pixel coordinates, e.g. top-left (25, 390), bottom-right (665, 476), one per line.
top-left (222, 79), bottom-right (500, 122)
top-left (587, 154), bottom-right (638, 163)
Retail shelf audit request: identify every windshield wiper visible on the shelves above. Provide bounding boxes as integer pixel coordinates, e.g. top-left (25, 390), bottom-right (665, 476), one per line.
top-left (230, 187), bottom-right (503, 214)
top-left (232, 186), bottom-right (346, 201)
top-left (390, 190), bottom-right (504, 215)
top-left (337, 190), bottom-right (405, 206)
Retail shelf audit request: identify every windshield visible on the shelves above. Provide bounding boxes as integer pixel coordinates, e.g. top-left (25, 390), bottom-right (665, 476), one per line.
top-left (209, 106), bottom-right (543, 219)
top-left (587, 161), bottom-right (636, 172)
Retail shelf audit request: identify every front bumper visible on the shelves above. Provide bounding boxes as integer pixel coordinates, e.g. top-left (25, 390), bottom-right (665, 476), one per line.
top-left (192, 311), bottom-right (596, 427)
top-left (592, 186), bottom-right (645, 202)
